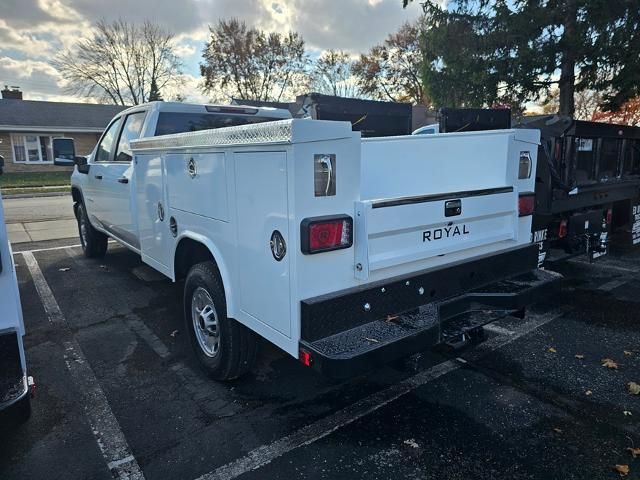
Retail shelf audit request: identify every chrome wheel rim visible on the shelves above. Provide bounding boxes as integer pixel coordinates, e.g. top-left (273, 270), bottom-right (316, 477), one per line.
top-left (79, 207), bottom-right (88, 247)
top-left (191, 287), bottom-right (220, 358)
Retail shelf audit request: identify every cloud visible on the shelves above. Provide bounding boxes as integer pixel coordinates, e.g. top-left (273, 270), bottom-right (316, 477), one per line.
top-left (0, 0), bottom-right (424, 102)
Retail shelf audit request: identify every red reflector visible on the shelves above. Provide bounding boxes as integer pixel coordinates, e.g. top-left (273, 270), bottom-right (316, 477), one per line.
top-left (606, 208), bottom-right (613, 225)
top-left (299, 350), bottom-right (313, 367)
top-left (301, 215), bottom-right (353, 254)
top-left (518, 194), bottom-right (535, 217)
top-left (558, 219), bottom-right (568, 238)
top-left (310, 221), bottom-right (344, 250)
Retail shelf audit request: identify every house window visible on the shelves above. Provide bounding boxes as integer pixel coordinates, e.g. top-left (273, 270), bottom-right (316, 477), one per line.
top-left (11, 134), bottom-right (55, 163)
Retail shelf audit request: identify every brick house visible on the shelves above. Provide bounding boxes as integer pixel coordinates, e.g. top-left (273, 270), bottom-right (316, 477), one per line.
top-left (0, 87), bottom-right (126, 173)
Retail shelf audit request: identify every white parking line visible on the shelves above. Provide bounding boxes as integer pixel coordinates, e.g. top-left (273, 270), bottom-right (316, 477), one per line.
top-left (21, 251), bottom-right (145, 480)
top-left (483, 323), bottom-right (515, 336)
top-left (195, 306), bottom-right (570, 480)
top-left (597, 278), bottom-right (630, 292)
top-left (15, 243), bottom-right (82, 254)
top-left (13, 239), bottom-right (117, 254)
top-left (569, 258), bottom-right (640, 274)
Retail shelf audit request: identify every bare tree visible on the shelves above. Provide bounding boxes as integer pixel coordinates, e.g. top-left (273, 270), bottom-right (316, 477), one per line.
top-left (53, 19), bottom-right (183, 105)
top-left (541, 88), bottom-right (602, 120)
top-left (310, 50), bottom-right (360, 98)
top-left (200, 19), bottom-right (309, 102)
top-left (352, 21), bottom-right (426, 105)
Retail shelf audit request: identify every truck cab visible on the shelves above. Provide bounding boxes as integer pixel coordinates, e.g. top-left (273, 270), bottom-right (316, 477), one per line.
top-left (55, 101), bottom-right (291, 253)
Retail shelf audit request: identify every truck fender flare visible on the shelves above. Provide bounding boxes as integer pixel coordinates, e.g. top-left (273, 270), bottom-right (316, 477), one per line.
top-left (172, 232), bottom-right (236, 317)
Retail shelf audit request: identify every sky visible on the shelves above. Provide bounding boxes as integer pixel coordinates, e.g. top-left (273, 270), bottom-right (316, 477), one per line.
top-left (0, 0), bottom-right (424, 104)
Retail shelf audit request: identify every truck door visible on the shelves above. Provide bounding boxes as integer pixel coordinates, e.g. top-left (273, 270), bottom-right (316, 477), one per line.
top-left (84, 117), bottom-right (122, 226)
top-left (104, 111), bottom-right (147, 248)
top-left (91, 111), bottom-right (147, 249)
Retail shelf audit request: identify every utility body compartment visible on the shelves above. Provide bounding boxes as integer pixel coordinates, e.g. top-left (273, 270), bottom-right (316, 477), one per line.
top-left (131, 119), bottom-right (553, 376)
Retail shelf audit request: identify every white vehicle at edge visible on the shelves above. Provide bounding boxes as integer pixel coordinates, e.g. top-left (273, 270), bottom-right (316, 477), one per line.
top-left (54, 101), bottom-right (557, 381)
top-left (0, 164), bottom-right (31, 422)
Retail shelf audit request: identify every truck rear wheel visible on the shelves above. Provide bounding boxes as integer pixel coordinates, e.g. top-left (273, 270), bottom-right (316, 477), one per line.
top-left (184, 261), bottom-right (257, 381)
top-left (76, 202), bottom-right (108, 258)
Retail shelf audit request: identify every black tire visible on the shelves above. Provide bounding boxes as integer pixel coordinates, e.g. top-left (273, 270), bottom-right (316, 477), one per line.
top-left (1, 394), bottom-right (31, 427)
top-left (76, 202), bottom-right (108, 258)
top-left (184, 261), bottom-right (257, 381)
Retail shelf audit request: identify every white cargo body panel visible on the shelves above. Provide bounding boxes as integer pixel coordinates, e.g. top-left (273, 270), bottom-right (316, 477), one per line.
top-left (355, 129), bottom-right (540, 281)
top-left (131, 120), bottom-right (540, 358)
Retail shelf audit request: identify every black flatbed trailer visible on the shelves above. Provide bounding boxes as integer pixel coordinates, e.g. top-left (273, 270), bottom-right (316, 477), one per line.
top-left (513, 115), bottom-right (640, 263)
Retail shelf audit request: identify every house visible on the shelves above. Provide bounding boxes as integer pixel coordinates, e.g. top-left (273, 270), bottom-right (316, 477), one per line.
top-left (0, 87), bottom-right (126, 173)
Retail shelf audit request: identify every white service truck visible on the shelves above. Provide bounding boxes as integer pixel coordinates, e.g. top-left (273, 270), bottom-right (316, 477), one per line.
top-left (54, 101), bottom-right (557, 380)
top-left (0, 163), bottom-right (31, 423)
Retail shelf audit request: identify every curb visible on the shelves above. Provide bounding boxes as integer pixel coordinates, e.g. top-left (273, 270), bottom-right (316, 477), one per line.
top-left (2, 191), bottom-right (71, 199)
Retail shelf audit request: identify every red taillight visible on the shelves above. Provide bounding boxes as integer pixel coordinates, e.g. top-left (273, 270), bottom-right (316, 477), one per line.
top-left (558, 219), bottom-right (568, 238)
top-left (606, 208), bottom-right (613, 225)
top-left (301, 215), bottom-right (353, 254)
top-left (299, 349), bottom-right (313, 367)
top-left (518, 193), bottom-right (535, 217)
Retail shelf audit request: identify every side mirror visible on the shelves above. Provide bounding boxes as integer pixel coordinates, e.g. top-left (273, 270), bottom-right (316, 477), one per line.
top-left (53, 138), bottom-right (77, 167)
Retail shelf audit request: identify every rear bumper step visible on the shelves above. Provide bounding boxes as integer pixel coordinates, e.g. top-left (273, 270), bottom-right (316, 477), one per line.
top-left (299, 246), bottom-right (560, 378)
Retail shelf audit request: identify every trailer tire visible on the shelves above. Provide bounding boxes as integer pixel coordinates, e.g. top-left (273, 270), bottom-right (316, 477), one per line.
top-left (76, 202), bottom-right (108, 258)
top-left (184, 261), bottom-right (257, 381)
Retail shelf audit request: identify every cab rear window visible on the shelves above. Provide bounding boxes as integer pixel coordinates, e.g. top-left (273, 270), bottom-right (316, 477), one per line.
top-left (155, 113), bottom-right (281, 136)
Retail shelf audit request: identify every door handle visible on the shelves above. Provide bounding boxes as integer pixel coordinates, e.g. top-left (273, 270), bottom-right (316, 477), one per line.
top-left (94, 175), bottom-right (103, 180)
top-left (117, 177), bottom-right (129, 184)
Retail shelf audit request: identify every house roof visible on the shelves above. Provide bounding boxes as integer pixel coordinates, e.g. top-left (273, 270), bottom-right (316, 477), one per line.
top-left (0, 99), bottom-right (127, 133)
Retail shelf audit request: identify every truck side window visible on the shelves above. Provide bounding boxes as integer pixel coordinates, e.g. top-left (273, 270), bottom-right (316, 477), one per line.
top-left (115, 112), bottom-right (147, 163)
top-left (95, 118), bottom-right (123, 163)
top-left (155, 113), bottom-right (280, 136)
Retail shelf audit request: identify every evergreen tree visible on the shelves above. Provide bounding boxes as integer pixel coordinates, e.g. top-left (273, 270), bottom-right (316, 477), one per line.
top-left (404, 0), bottom-right (640, 116)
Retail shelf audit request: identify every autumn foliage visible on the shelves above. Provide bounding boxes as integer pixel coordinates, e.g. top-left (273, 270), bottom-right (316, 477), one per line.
top-left (592, 98), bottom-right (640, 127)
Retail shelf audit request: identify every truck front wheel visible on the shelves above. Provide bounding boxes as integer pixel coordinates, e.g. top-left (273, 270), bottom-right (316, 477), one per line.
top-left (76, 202), bottom-right (108, 258)
top-left (184, 262), bottom-right (257, 381)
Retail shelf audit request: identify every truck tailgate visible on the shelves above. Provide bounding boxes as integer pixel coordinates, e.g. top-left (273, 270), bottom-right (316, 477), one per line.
top-left (354, 187), bottom-right (519, 279)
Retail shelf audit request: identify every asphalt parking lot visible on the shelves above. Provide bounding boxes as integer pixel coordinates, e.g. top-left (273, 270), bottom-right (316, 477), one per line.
top-left (1, 237), bottom-right (639, 480)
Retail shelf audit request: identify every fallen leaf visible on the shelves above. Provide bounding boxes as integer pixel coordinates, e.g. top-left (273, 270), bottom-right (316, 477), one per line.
top-left (624, 351), bottom-right (633, 356)
top-left (585, 390), bottom-right (593, 396)
top-left (628, 447), bottom-right (640, 458)
top-left (403, 439), bottom-right (419, 449)
top-left (58, 267), bottom-right (71, 272)
top-left (548, 347), bottom-right (557, 353)
top-left (575, 354), bottom-right (585, 359)
top-left (628, 382), bottom-right (640, 395)
top-left (553, 427), bottom-right (563, 434)
top-left (614, 464), bottom-right (630, 476)
top-left (623, 411), bottom-right (633, 416)
top-left (602, 358), bottom-right (619, 369)
top-left (170, 330), bottom-right (178, 337)
top-left (364, 337), bottom-right (379, 343)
